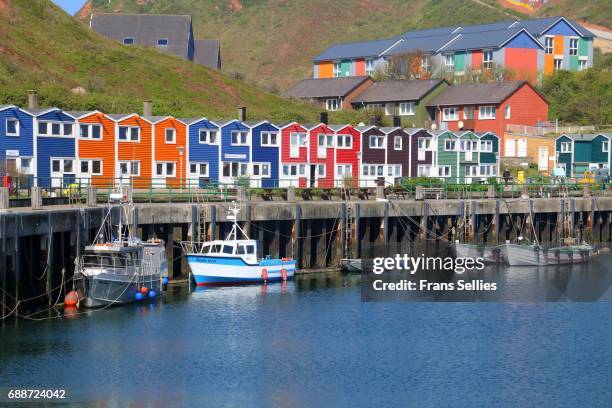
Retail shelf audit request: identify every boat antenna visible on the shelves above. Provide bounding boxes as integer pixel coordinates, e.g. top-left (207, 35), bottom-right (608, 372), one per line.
top-left (225, 201), bottom-right (249, 241)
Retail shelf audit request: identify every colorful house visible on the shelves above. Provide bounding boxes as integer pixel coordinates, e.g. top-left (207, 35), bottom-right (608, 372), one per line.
top-left (409, 129), bottom-right (435, 177)
top-left (555, 134), bottom-right (611, 178)
top-left (433, 131), bottom-right (499, 183)
top-left (329, 124), bottom-right (360, 187)
top-left (216, 119), bottom-right (251, 184)
top-left (108, 113), bottom-right (153, 188)
top-left (30, 108), bottom-right (77, 188)
top-left (357, 125), bottom-right (386, 187)
top-left (279, 122), bottom-right (309, 187)
top-left (502, 133), bottom-right (556, 175)
top-left (381, 126), bottom-right (410, 182)
top-left (246, 120), bottom-right (280, 188)
top-left (304, 123), bottom-right (335, 188)
top-left (0, 105), bottom-right (34, 181)
top-left (184, 118), bottom-right (219, 186)
top-left (145, 115), bottom-right (188, 188)
top-left (285, 77), bottom-right (373, 111)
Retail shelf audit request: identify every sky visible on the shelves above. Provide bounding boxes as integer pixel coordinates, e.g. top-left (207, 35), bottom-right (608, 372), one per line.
top-left (51, 0), bottom-right (88, 15)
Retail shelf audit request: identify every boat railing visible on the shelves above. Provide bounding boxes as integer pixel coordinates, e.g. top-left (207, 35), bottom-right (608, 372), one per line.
top-left (180, 241), bottom-right (209, 255)
top-left (78, 255), bottom-right (159, 276)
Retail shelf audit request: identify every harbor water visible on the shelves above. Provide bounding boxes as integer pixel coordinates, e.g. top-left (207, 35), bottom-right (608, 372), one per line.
top-left (1, 263), bottom-right (611, 407)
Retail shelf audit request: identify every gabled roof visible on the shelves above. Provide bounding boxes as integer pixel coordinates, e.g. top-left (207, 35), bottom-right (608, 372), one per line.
top-left (25, 107), bottom-right (61, 117)
top-left (243, 120), bottom-right (270, 129)
top-left (285, 77), bottom-right (371, 99)
top-left (0, 104), bottom-right (15, 111)
top-left (404, 127), bottom-right (425, 135)
top-left (352, 79), bottom-right (446, 104)
top-left (427, 81), bottom-right (539, 107)
top-left (212, 119), bottom-right (244, 128)
top-left (65, 110), bottom-right (101, 119)
top-left (194, 39), bottom-right (221, 69)
top-left (91, 13), bottom-right (193, 59)
top-left (384, 34), bottom-right (455, 55)
top-left (438, 28), bottom-right (542, 53)
top-left (107, 113), bottom-right (137, 122)
top-left (355, 125), bottom-right (378, 133)
top-left (378, 126), bottom-right (402, 134)
top-left (313, 38), bottom-right (401, 62)
top-left (142, 115), bottom-right (175, 124)
top-left (562, 134), bottom-right (607, 141)
top-left (514, 16), bottom-right (594, 38)
top-left (179, 117), bottom-right (208, 125)
top-left (328, 124), bottom-right (354, 132)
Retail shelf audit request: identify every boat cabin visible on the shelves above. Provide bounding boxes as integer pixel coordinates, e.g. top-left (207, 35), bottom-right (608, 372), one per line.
top-left (197, 239), bottom-right (258, 264)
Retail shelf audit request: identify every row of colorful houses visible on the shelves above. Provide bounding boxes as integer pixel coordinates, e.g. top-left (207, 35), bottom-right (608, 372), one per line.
top-left (1, 100), bottom-right (505, 188)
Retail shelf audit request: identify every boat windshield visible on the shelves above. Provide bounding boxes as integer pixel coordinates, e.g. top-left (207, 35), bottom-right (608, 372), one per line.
top-left (82, 252), bottom-right (140, 268)
top-left (237, 244), bottom-right (255, 255)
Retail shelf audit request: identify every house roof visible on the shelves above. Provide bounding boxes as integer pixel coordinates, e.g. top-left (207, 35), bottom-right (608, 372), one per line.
top-left (285, 77), bottom-right (371, 99)
top-left (427, 81), bottom-right (533, 106)
top-left (65, 110), bottom-right (99, 119)
top-left (179, 117), bottom-right (208, 125)
top-left (384, 34), bottom-right (455, 55)
top-left (355, 125), bottom-right (377, 133)
top-left (0, 105), bottom-right (14, 111)
top-left (439, 28), bottom-right (542, 52)
top-left (194, 39), bottom-right (221, 69)
top-left (352, 79), bottom-right (445, 104)
top-left (91, 13), bottom-right (193, 59)
top-left (312, 38), bottom-right (401, 62)
top-left (378, 127), bottom-right (402, 134)
top-left (106, 113), bottom-right (136, 122)
top-left (563, 134), bottom-right (607, 141)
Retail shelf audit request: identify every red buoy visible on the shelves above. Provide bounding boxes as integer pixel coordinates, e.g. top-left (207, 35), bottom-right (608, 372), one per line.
top-left (281, 268), bottom-right (287, 281)
top-left (261, 268), bottom-right (268, 282)
top-left (140, 287), bottom-right (149, 295)
top-left (64, 290), bottom-right (78, 307)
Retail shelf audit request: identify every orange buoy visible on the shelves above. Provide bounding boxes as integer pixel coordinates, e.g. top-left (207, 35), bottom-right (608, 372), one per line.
top-left (281, 268), bottom-right (287, 281)
top-left (261, 268), bottom-right (268, 282)
top-left (140, 287), bottom-right (149, 295)
top-left (64, 290), bottom-right (78, 307)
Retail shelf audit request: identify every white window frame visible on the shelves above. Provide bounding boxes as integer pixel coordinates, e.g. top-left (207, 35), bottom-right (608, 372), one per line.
top-left (333, 62), bottom-right (342, 78)
top-left (336, 164), bottom-right (352, 177)
top-left (603, 143), bottom-right (609, 153)
top-left (560, 142), bottom-right (572, 153)
top-left (157, 38), bottom-right (169, 46)
top-left (282, 164), bottom-right (306, 178)
top-left (369, 135), bottom-right (385, 149)
top-left (336, 134), bottom-right (352, 149)
top-left (578, 59), bottom-right (587, 71)
top-left (50, 158), bottom-right (75, 175)
top-left (231, 130), bottom-right (249, 146)
top-left (198, 129), bottom-right (218, 144)
top-left (438, 165), bottom-right (451, 178)
top-left (252, 162), bottom-right (271, 178)
top-left (554, 57), bottom-right (563, 71)
top-left (480, 140), bottom-right (493, 153)
top-left (544, 36), bottom-right (554, 55)
top-left (222, 161), bottom-right (249, 178)
top-left (79, 159), bottom-right (103, 176)
top-left (118, 126), bottom-right (140, 142)
top-left (442, 107), bottom-right (458, 121)
top-left (505, 105), bottom-right (511, 119)
top-left (479, 106), bottom-right (496, 120)
top-left (417, 165), bottom-right (431, 177)
top-left (119, 161), bottom-right (140, 176)
top-left (317, 164), bottom-right (326, 177)
top-left (38, 121), bottom-right (73, 137)
top-left (5, 118), bottom-right (19, 136)
top-left (156, 162), bottom-right (176, 177)
top-left (189, 162), bottom-right (210, 177)
top-left (479, 164), bottom-right (496, 177)
top-left (417, 137), bottom-right (431, 150)
top-left (460, 140), bottom-right (479, 151)
top-left (79, 123), bottom-right (102, 140)
top-left (483, 50), bottom-right (493, 69)
top-left (326, 98), bottom-right (341, 111)
top-left (444, 139), bottom-right (456, 151)
top-left (569, 38), bottom-right (578, 56)
top-left (444, 53), bottom-right (455, 69)
top-left (260, 132), bottom-right (279, 147)
top-left (399, 102), bottom-right (415, 116)
top-left (289, 132), bottom-right (307, 158)
top-left (165, 128), bottom-right (176, 144)
top-left (365, 59), bottom-right (374, 76)
top-left (394, 136), bottom-right (402, 150)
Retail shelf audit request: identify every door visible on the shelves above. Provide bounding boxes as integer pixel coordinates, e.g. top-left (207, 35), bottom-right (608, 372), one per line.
top-left (505, 140), bottom-right (516, 157)
top-left (309, 165), bottom-right (317, 187)
top-left (465, 165), bottom-right (477, 184)
top-left (538, 146), bottom-right (548, 171)
top-left (518, 139), bottom-right (527, 157)
top-left (317, 135), bottom-right (327, 158)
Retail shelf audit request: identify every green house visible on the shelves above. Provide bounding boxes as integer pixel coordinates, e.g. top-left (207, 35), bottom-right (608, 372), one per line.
top-left (555, 134), bottom-right (611, 177)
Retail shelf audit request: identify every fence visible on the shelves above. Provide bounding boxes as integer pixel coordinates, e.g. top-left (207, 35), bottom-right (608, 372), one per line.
top-left (506, 123), bottom-right (597, 136)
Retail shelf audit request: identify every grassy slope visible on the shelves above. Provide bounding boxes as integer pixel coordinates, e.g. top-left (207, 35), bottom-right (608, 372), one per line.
top-left (90, 0), bottom-right (518, 90)
top-left (0, 0), bottom-right (372, 123)
top-left (534, 0), bottom-right (612, 28)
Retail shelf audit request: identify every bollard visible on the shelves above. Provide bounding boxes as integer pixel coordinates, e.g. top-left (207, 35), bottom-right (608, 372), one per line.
top-left (286, 186), bottom-right (296, 202)
top-left (31, 186), bottom-right (43, 209)
top-left (87, 185), bottom-right (97, 207)
top-left (415, 186), bottom-right (424, 201)
top-left (376, 184), bottom-right (385, 200)
top-left (583, 184), bottom-right (591, 198)
top-left (237, 185), bottom-right (247, 202)
top-left (0, 188), bottom-right (9, 210)
top-left (487, 185), bottom-right (496, 199)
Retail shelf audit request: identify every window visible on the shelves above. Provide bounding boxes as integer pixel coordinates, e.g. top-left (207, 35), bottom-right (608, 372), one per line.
top-left (369, 135), bottom-right (385, 149)
top-left (336, 134), bottom-right (352, 148)
top-left (337, 164), bottom-right (352, 176)
top-left (156, 162), bottom-right (176, 177)
top-left (252, 163), bottom-right (270, 177)
top-left (118, 126), bottom-right (140, 141)
top-left (399, 102), bottom-right (415, 116)
top-left (157, 38), bottom-right (168, 46)
top-left (119, 161), bottom-right (140, 176)
top-left (480, 140), bottom-right (493, 152)
top-left (569, 38), bottom-right (578, 56)
top-left (505, 105), bottom-right (511, 119)
top-left (418, 137), bottom-right (431, 150)
top-left (544, 36), bottom-right (553, 55)
top-left (417, 165), bottom-right (431, 177)
top-left (333, 62), bottom-right (342, 77)
top-left (445, 140), bottom-right (456, 151)
top-left (326, 98), bottom-right (341, 111)
top-left (289, 132), bottom-right (307, 158)
top-left (394, 136), bottom-right (402, 150)
top-left (79, 159), bottom-right (102, 175)
top-left (445, 54), bottom-right (454, 69)
top-left (365, 59), bottom-right (374, 76)
top-left (442, 107), bottom-right (458, 121)
top-left (6, 118), bottom-right (19, 136)
top-left (554, 58), bottom-right (563, 71)
top-left (438, 165), bottom-right (451, 178)
top-left (603, 143), bottom-right (609, 153)
top-left (479, 106), bottom-right (496, 120)
top-left (64, 159), bottom-right (74, 173)
top-left (222, 162), bottom-right (249, 178)
top-left (189, 162), bottom-right (209, 176)
top-left (231, 131), bottom-right (248, 146)
top-left (384, 104), bottom-right (394, 116)
top-left (460, 106), bottom-right (473, 120)
top-left (165, 128), bottom-right (176, 143)
top-left (19, 158), bottom-right (32, 174)
top-left (317, 164), bottom-right (326, 176)
top-left (199, 129), bottom-right (218, 144)
top-left (479, 165), bottom-right (496, 176)
top-left (394, 165), bottom-right (401, 177)
top-left (578, 59), bottom-right (587, 71)
top-left (460, 140), bottom-right (478, 151)
top-left (282, 164), bottom-right (306, 177)
top-left (123, 37), bottom-right (134, 45)
top-left (260, 132), bottom-right (278, 146)
top-left (79, 124), bottom-right (102, 139)
top-left (39, 121), bottom-right (72, 137)
top-left (483, 50), bottom-right (493, 69)
top-left (560, 142), bottom-right (572, 153)
top-left (50, 158), bottom-right (74, 174)
top-left (422, 55), bottom-right (430, 73)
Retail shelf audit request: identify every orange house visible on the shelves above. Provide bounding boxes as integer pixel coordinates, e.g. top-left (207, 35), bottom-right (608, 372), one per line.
top-left (148, 116), bottom-right (188, 188)
top-left (71, 110), bottom-right (115, 187)
top-left (111, 113), bottom-right (153, 189)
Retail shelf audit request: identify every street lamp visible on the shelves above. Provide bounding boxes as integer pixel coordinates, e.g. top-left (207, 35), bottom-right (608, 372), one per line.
top-left (178, 146), bottom-right (184, 193)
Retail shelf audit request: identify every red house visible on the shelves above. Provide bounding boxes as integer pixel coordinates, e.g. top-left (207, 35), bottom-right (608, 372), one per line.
top-left (279, 122), bottom-right (309, 187)
top-left (329, 124), bottom-right (360, 188)
top-left (427, 81), bottom-right (548, 155)
top-left (305, 123), bottom-right (336, 188)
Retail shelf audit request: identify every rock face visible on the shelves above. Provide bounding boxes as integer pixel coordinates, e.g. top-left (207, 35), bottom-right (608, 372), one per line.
top-left (75, 0), bottom-right (92, 19)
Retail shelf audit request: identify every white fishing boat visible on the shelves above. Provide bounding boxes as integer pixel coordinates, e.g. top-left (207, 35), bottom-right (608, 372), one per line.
top-left (74, 191), bottom-right (168, 307)
top-left (503, 242), bottom-right (593, 266)
top-left (182, 202), bottom-right (296, 285)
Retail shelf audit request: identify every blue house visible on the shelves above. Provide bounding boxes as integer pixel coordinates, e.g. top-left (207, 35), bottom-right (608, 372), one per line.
top-left (0, 105), bottom-right (35, 183)
top-left (214, 119), bottom-right (250, 184)
top-left (30, 108), bottom-right (77, 187)
top-left (555, 134), bottom-right (611, 178)
top-left (183, 117), bottom-right (220, 186)
top-left (245, 120), bottom-right (280, 188)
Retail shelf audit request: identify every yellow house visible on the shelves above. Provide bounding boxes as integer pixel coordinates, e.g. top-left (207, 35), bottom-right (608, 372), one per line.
top-left (503, 134), bottom-right (557, 175)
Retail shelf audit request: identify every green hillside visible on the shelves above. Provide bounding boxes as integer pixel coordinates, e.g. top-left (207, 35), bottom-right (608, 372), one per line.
top-left (89, 0), bottom-right (520, 90)
top-left (535, 0), bottom-right (612, 28)
top-left (0, 0), bottom-right (368, 123)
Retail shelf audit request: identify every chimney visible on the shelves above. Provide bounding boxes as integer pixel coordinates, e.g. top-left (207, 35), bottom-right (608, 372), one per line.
top-left (143, 100), bottom-right (152, 116)
top-left (369, 115), bottom-right (379, 127)
top-left (238, 106), bottom-right (247, 122)
top-left (27, 90), bottom-right (38, 110)
top-left (320, 112), bottom-right (328, 125)
top-left (393, 116), bottom-right (401, 128)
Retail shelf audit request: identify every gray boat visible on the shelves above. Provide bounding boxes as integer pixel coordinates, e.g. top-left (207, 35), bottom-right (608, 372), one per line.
top-left (74, 192), bottom-right (168, 308)
top-left (503, 242), bottom-right (593, 266)
top-left (452, 241), bottom-right (503, 263)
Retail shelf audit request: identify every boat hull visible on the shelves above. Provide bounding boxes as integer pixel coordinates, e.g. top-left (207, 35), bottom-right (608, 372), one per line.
top-left (187, 255), bottom-right (296, 286)
top-left (504, 243), bottom-right (593, 266)
top-left (341, 258), bottom-right (362, 273)
top-left (75, 272), bottom-right (164, 308)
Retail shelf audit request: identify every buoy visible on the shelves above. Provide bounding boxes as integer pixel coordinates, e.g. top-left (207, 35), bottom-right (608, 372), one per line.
top-left (63, 305), bottom-right (78, 318)
top-left (64, 290), bottom-right (78, 307)
top-left (140, 287), bottom-right (148, 295)
top-left (281, 268), bottom-right (287, 281)
top-left (148, 290), bottom-right (157, 298)
top-left (261, 268), bottom-right (268, 282)
top-left (162, 277), bottom-right (169, 285)
top-left (134, 292), bottom-right (144, 301)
